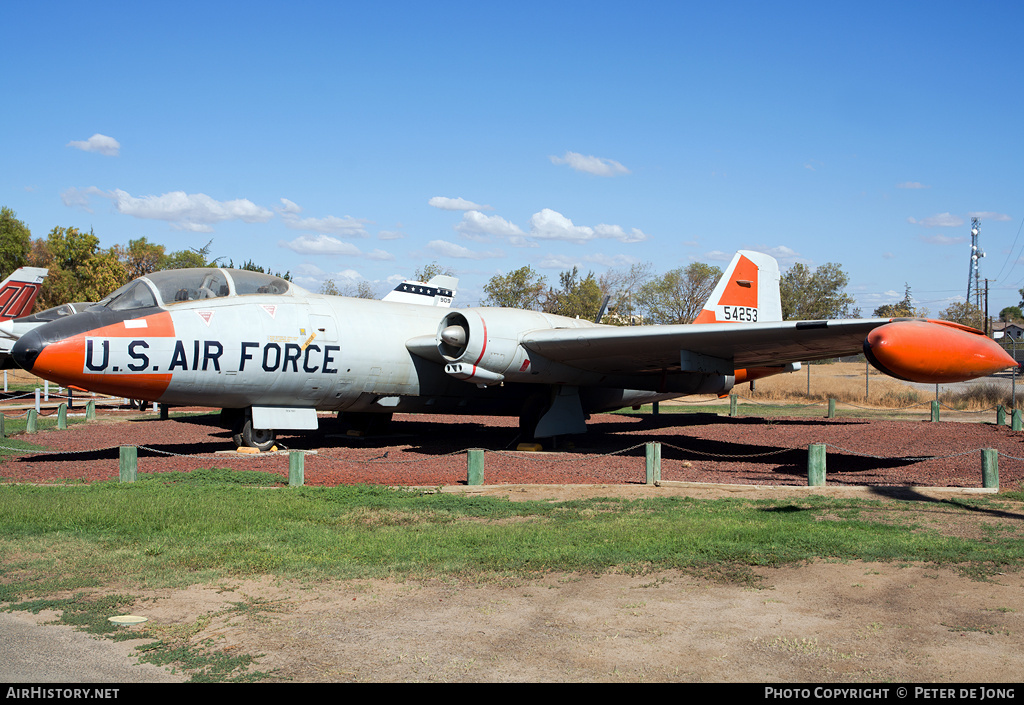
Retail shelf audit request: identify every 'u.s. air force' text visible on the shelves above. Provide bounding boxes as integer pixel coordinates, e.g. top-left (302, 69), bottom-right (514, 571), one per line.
top-left (83, 339), bottom-right (341, 374)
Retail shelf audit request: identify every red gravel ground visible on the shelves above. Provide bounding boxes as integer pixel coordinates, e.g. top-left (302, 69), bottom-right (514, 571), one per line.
top-left (3, 407), bottom-right (1024, 490)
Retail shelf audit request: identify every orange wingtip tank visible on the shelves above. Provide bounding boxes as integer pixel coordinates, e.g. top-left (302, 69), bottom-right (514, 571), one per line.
top-left (864, 319), bottom-right (1017, 384)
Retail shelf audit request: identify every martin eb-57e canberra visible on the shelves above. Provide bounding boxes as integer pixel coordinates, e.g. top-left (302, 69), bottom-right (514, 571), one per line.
top-left (10, 252), bottom-right (1017, 450)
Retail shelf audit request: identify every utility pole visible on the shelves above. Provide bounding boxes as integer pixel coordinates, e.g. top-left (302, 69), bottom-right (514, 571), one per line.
top-left (985, 278), bottom-right (991, 337)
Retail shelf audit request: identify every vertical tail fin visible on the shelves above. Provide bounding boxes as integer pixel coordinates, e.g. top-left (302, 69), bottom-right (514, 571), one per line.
top-left (0, 267), bottom-right (48, 321)
top-left (382, 274), bottom-right (458, 307)
top-left (693, 251), bottom-right (781, 324)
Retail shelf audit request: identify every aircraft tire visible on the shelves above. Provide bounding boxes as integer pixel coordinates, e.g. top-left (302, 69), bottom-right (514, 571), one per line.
top-left (233, 419), bottom-right (276, 452)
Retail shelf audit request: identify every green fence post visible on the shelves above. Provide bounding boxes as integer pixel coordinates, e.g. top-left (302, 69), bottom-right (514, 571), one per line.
top-left (86, 400), bottom-right (96, 421)
top-left (645, 442), bottom-right (662, 485)
top-left (1014, 409), bottom-right (1022, 432)
top-left (997, 405), bottom-right (1006, 426)
top-left (827, 398), bottom-right (836, 419)
top-left (982, 448), bottom-right (999, 490)
top-left (289, 451), bottom-right (305, 487)
top-left (467, 449), bottom-right (484, 485)
top-left (0, 413), bottom-right (5, 439)
top-left (57, 403), bottom-right (67, 430)
top-left (729, 394), bottom-right (738, 417)
top-left (931, 400), bottom-right (940, 422)
top-left (119, 445), bottom-right (137, 483)
top-left (807, 443), bottom-right (827, 486)
top-left (26, 409), bottom-right (37, 434)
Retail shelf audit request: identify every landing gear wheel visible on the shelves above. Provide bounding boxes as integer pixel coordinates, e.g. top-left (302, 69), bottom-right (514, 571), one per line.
top-left (232, 418), bottom-right (277, 452)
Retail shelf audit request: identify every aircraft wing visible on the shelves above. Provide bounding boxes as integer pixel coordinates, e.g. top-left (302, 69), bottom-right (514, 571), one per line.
top-left (520, 319), bottom-right (884, 375)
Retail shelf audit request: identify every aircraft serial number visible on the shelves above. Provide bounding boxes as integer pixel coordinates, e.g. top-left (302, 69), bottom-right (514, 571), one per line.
top-left (718, 305), bottom-right (758, 322)
top-left (84, 339), bottom-right (341, 374)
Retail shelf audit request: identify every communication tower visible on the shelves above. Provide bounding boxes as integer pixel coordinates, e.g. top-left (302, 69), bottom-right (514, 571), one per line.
top-left (967, 218), bottom-right (984, 309)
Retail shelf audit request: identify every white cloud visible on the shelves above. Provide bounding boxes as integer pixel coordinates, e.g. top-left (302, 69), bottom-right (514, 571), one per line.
top-left (968, 211), bottom-right (1012, 222)
top-left (528, 208), bottom-right (648, 245)
top-left (429, 196), bottom-right (491, 211)
top-left (67, 133), bottom-right (120, 156)
top-left (280, 234), bottom-right (364, 256)
top-left (537, 253), bottom-right (582, 270)
top-left (426, 240), bottom-right (503, 260)
top-left (454, 210), bottom-right (525, 239)
top-left (550, 151), bottom-right (630, 177)
top-left (583, 253), bottom-right (638, 267)
top-left (592, 223), bottom-right (647, 244)
top-left (277, 199), bottom-right (369, 237)
top-left (907, 213), bottom-right (964, 228)
top-left (278, 198), bottom-right (303, 215)
top-left (897, 181), bottom-right (929, 189)
top-left (105, 189), bottom-right (273, 232)
top-left (918, 234), bottom-right (966, 245)
top-left (61, 186), bottom-right (106, 212)
top-left (703, 250), bottom-right (734, 262)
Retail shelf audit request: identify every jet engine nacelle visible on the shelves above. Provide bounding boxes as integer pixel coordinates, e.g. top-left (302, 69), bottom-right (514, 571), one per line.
top-left (432, 308), bottom-right (605, 387)
top-left (435, 309), bottom-right (537, 386)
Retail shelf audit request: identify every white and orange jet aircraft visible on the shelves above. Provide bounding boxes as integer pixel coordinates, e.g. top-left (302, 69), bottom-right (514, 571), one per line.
top-left (9, 251), bottom-right (1017, 450)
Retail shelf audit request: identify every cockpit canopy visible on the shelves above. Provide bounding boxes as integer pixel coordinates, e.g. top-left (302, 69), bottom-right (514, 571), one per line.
top-left (98, 269), bottom-right (292, 312)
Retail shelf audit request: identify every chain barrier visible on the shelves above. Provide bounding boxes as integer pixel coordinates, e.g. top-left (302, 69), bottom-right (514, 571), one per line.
top-left (6, 438), bottom-right (1013, 465)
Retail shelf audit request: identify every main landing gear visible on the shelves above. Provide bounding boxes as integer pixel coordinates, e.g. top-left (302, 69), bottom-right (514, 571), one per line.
top-left (222, 408), bottom-right (277, 452)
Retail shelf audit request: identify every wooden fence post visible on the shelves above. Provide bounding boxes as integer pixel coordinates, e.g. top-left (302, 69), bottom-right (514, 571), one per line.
top-left (807, 443), bottom-right (826, 486)
top-left (645, 442), bottom-right (661, 485)
top-left (982, 448), bottom-right (999, 490)
top-left (119, 446), bottom-right (137, 483)
top-left (467, 449), bottom-right (484, 485)
top-left (289, 451), bottom-right (305, 486)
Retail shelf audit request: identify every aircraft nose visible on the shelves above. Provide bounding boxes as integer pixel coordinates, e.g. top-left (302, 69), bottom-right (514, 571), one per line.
top-left (11, 327), bottom-right (44, 372)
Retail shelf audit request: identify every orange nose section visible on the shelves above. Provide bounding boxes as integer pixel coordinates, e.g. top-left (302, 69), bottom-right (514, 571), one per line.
top-left (25, 311), bottom-right (174, 401)
top-left (865, 320), bottom-right (1017, 384)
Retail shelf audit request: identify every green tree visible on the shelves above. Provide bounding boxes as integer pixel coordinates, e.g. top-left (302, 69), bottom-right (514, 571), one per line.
top-left (414, 261), bottom-right (454, 281)
top-left (225, 258), bottom-right (292, 281)
top-left (780, 262), bottom-right (855, 320)
top-left (30, 226), bottom-right (128, 308)
top-left (598, 262), bottom-right (654, 324)
top-left (939, 300), bottom-right (985, 331)
top-left (873, 283), bottom-right (927, 319)
top-left (0, 207), bottom-right (31, 276)
top-left (543, 267), bottom-right (604, 320)
top-left (481, 265), bottom-right (547, 309)
top-left (320, 279), bottom-right (375, 298)
top-left (112, 237), bottom-right (166, 280)
top-left (1000, 306), bottom-right (1023, 323)
top-left (635, 262), bottom-right (722, 325)
top-left (164, 240), bottom-right (217, 270)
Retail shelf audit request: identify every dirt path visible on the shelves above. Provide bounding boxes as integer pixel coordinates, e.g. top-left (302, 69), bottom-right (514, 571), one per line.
top-left (15, 483), bottom-right (1012, 684)
top-left (96, 559), bottom-right (1023, 683)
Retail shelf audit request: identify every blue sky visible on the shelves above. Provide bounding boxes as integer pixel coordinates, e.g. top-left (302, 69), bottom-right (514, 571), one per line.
top-left (4, 1), bottom-right (1022, 315)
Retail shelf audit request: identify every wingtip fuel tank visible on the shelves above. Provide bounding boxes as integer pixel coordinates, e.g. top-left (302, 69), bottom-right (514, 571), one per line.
top-left (864, 319), bottom-right (1017, 384)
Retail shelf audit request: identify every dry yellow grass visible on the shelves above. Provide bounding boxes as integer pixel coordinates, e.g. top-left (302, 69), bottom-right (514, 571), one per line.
top-left (741, 361), bottom-right (1020, 411)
